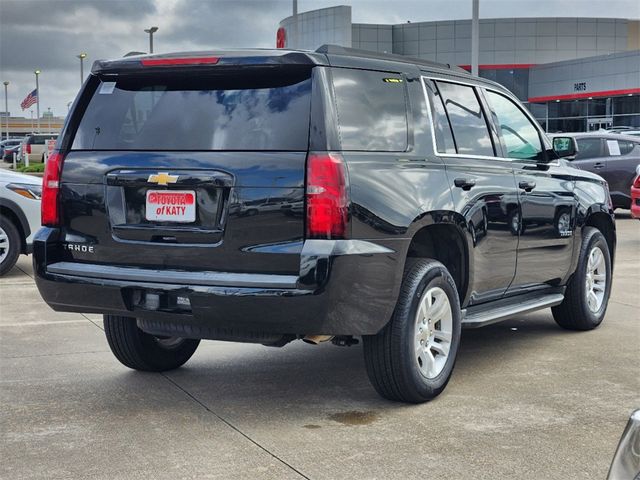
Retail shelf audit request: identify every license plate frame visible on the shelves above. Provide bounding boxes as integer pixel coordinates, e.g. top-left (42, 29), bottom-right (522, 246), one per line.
top-left (145, 190), bottom-right (196, 223)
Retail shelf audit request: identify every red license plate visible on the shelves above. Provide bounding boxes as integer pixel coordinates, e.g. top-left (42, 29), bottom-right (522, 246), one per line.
top-left (145, 190), bottom-right (196, 223)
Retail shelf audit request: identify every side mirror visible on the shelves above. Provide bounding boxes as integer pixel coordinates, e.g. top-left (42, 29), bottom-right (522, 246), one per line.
top-left (552, 137), bottom-right (578, 159)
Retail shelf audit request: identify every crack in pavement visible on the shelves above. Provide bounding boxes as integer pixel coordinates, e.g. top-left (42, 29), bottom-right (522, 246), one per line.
top-left (2, 349), bottom-right (110, 359)
top-left (78, 313), bottom-right (309, 478)
top-left (160, 373), bottom-right (311, 480)
top-left (82, 313), bottom-right (104, 331)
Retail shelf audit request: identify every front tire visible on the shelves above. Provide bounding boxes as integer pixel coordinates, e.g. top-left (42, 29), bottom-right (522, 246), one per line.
top-left (552, 227), bottom-right (612, 330)
top-left (363, 259), bottom-right (462, 403)
top-left (103, 315), bottom-right (200, 371)
top-left (0, 218), bottom-right (21, 276)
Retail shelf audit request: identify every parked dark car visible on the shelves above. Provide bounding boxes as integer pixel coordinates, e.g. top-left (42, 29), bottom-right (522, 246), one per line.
top-left (33, 46), bottom-right (615, 403)
top-left (550, 132), bottom-right (640, 209)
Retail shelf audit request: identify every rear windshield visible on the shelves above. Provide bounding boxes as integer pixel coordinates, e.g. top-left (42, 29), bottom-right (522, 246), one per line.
top-left (29, 135), bottom-right (57, 144)
top-left (71, 67), bottom-right (312, 151)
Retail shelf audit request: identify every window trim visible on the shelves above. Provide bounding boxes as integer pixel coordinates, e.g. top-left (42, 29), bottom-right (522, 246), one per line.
top-left (424, 79), bottom-right (458, 154)
top-left (421, 74), bottom-right (557, 165)
top-left (421, 75), bottom-right (509, 163)
top-left (433, 79), bottom-right (498, 158)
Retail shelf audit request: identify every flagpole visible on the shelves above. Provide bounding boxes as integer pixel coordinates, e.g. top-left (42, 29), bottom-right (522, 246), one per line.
top-left (2, 81), bottom-right (8, 140)
top-left (34, 70), bottom-right (40, 132)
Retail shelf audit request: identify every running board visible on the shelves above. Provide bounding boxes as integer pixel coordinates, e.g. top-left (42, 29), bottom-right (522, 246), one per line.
top-left (462, 293), bottom-right (565, 328)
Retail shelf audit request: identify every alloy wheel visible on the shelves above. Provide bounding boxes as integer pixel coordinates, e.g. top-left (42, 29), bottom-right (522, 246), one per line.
top-left (414, 287), bottom-right (453, 379)
top-left (0, 226), bottom-right (10, 264)
top-left (585, 246), bottom-right (607, 312)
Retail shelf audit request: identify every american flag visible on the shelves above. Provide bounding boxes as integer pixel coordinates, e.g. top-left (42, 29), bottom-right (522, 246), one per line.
top-left (20, 89), bottom-right (38, 110)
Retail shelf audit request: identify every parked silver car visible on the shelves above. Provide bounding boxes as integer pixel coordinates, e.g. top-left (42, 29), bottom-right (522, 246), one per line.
top-left (608, 409), bottom-right (640, 479)
top-left (0, 170), bottom-right (42, 275)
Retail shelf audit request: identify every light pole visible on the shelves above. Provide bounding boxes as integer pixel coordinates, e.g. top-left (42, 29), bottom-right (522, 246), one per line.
top-left (144, 26), bottom-right (158, 53)
top-left (34, 70), bottom-right (41, 131)
top-left (47, 107), bottom-right (52, 132)
top-left (3, 81), bottom-right (8, 140)
top-left (292, 0), bottom-right (298, 48)
top-left (471, 0), bottom-right (479, 76)
top-left (77, 53), bottom-right (87, 87)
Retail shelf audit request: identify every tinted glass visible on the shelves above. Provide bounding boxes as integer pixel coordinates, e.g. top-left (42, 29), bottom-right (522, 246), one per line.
top-left (548, 100), bottom-right (588, 118)
top-left (612, 95), bottom-right (640, 115)
top-left (436, 81), bottom-right (494, 156)
top-left (575, 138), bottom-right (602, 160)
top-left (332, 69), bottom-right (408, 151)
top-left (617, 140), bottom-right (636, 155)
top-left (424, 79), bottom-right (456, 154)
top-left (485, 90), bottom-right (543, 160)
top-left (29, 135), bottom-right (56, 145)
top-left (72, 68), bottom-right (312, 151)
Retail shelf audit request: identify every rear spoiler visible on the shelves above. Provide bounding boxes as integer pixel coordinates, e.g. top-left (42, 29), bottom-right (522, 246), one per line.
top-left (92, 50), bottom-right (326, 74)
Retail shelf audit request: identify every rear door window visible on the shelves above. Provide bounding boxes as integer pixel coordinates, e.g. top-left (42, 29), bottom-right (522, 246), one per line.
top-left (610, 139), bottom-right (637, 156)
top-left (435, 81), bottom-right (494, 156)
top-left (332, 69), bottom-right (408, 151)
top-left (617, 140), bottom-right (636, 155)
top-left (71, 67), bottom-right (312, 151)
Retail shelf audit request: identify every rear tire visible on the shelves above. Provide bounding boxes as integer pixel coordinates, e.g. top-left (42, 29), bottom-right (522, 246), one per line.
top-left (0, 218), bottom-right (21, 276)
top-left (552, 227), bottom-right (612, 330)
top-left (103, 315), bottom-right (200, 371)
top-left (363, 259), bottom-right (462, 403)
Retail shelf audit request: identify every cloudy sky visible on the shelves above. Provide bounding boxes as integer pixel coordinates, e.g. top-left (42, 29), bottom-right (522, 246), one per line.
top-left (1, 0), bottom-right (639, 117)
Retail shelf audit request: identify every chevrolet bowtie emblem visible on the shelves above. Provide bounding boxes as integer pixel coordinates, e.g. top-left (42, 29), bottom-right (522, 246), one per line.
top-left (148, 172), bottom-right (178, 186)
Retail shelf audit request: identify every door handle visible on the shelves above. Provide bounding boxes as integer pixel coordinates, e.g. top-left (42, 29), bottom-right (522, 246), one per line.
top-left (593, 163), bottom-right (604, 169)
top-left (454, 178), bottom-right (476, 190)
top-left (519, 181), bottom-right (536, 192)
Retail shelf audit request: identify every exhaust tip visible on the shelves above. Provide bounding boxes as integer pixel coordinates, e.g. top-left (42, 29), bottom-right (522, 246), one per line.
top-left (302, 335), bottom-right (334, 345)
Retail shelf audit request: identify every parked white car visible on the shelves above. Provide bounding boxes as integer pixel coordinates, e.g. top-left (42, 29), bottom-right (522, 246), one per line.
top-left (0, 170), bottom-right (42, 275)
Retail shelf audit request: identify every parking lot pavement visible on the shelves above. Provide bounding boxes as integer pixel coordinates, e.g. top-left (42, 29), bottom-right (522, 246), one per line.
top-left (1, 216), bottom-right (638, 480)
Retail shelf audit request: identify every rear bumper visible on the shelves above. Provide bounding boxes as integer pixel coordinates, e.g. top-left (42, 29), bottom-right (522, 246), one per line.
top-left (33, 228), bottom-right (405, 335)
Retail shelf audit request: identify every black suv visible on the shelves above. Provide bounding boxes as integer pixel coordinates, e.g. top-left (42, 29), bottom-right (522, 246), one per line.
top-left (34, 46), bottom-right (615, 403)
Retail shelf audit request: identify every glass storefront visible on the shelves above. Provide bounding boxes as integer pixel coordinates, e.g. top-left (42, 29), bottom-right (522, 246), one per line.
top-left (479, 68), bottom-right (530, 102)
top-left (525, 95), bottom-right (640, 133)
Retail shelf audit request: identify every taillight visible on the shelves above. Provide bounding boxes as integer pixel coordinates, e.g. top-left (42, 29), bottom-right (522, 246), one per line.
top-left (306, 152), bottom-right (349, 239)
top-left (26, 144), bottom-right (31, 154)
top-left (141, 57), bottom-right (219, 66)
top-left (42, 151), bottom-right (64, 226)
top-left (633, 175), bottom-right (640, 189)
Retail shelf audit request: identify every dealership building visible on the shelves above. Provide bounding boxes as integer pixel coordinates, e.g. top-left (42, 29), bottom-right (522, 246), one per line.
top-left (278, 6), bottom-right (640, 132)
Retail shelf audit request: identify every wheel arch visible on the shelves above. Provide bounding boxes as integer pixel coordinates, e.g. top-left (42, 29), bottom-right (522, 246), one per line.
top-left (0, 200), bottom-right (29, 254)
top-left (583, 209), bottom-right (616, 267)
top-left (404, 211), bottom-right (470, 305)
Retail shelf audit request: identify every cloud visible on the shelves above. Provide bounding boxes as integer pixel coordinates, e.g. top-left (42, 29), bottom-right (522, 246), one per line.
top-left (165, 0), bottom-right (289, 50)
top-left (1, 0), bottom-right (638, 118)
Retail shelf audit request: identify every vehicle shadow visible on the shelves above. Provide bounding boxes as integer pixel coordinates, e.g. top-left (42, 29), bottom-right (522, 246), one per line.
top-left (147, 311), bottom-right (572, 417)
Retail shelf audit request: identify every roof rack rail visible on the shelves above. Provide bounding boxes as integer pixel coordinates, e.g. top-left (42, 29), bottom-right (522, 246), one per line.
top-left (315, 44), bottom-right (468, 73)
